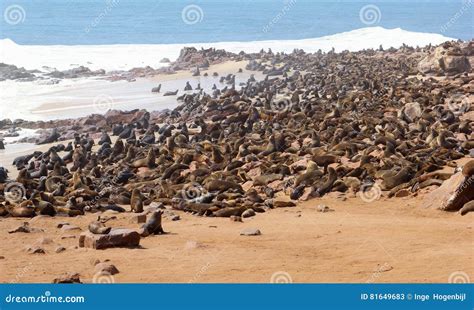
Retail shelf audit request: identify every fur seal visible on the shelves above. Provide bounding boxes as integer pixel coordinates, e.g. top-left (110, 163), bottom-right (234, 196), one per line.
top-left (140, 210), bottom-right (165, 236)
top-left (5, 201), bottom-right (36, 217)
top-left (460, 200), bottom-right (474, 216)
top-left (130, 189), bottom-right (144, 213)
top-left (88, 216), bottom-right (112, 234)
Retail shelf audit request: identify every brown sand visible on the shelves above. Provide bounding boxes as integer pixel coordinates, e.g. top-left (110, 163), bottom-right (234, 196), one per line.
top-left (1, 195), bottom-right (472, 283)
top-left (1, 59), bottom-right (471, 283)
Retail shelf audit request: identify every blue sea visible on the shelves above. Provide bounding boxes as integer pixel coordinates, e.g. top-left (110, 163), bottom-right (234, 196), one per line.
top-left (0, 0), bottom-right (472, 45)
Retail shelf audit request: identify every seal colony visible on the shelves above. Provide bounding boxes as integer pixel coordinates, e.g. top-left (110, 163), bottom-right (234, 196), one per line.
top-left (0, 40), bottom-right (473, 233)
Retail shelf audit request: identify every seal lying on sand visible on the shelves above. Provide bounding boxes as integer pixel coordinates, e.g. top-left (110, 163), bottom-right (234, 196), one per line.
top-left (88, 216), bottom-right (112, 234)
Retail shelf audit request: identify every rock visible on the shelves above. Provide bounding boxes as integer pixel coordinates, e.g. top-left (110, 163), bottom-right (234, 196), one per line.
top-left (37, 237), bottom-right (54, 245)
top-left (159, 58), bottom-right (171, 63)
top-left (9, 222), bottom-right (32, 233)
top-left (418, 44), bottom-right (471, 75)
top-left (53, 273), bottom-right (82, 284)
top-left (27, 246), bottom-right (46, 254)
top-left (94, 262), bottom-right (119, 275)
top-left (401, 102), bottom-right (422, 122)
top-left (230, 215), bottom-right (243, 222)
top-left (425, 172), bottom-right (474, 211)
top-left (36, 128), bottom-right (60, 145)
top-left (0, 63), bottom-right (36, 81)
top-left (55, 246), bottom-right (66, 253)
top-left (79, 228), bottom-right (140, 249)
top-left (394, 189), bottom-right (411, 198)
top-left (57, 222), bottom-right (70, 228)
top-left (240, 228), bottom-right (261, 236)
top-left (129, 213), bottom-right (147, 224)
top-left (241, 209), bottom-right (256, 218)
top-left (317, 204), bottom-right (334, 212)
top-left (273, 199), bottom-right (296, 208)
top-left (169, 214), bottom-right (180, 221)
top-left (61, 224), bottom-right (82, 232)
top-left (61, 235), bottom-right (76, 239)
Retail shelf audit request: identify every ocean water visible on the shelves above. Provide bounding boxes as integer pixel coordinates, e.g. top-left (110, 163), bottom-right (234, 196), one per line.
top-left (0, 0), bottom-right (471, 121)
top-left (0, 0), bottom-right (472, 45)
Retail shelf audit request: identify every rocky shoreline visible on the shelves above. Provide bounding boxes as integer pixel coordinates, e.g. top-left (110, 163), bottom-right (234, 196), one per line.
top-left (0, 46), bottom-right (241, 84)
top-left (0, 40), bottom-right (473, 234)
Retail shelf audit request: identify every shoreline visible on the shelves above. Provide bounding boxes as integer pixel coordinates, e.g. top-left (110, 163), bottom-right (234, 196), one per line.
top-left (0, 60), bottom-right (255, 122)
top-left (0, 27), bottom-right (455, 71)
top-left (0, 40), bottom-right (473, 284)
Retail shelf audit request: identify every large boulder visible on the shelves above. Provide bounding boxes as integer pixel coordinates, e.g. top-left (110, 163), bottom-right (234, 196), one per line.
top-left (79, 228), bottom-right (140, 249)
top-left (425, 171), bottom-right (474, 211)
top-left (418, 43), bottom-right (471, 76)
top-left (399, 102), bottom-right (422, 123)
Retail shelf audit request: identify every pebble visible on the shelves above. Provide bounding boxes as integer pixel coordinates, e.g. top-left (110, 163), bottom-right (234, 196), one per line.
top-left (27, 246), bottom-right (46, 254)
top-left (55, 246), bottom-right (66, 253)
top-left (94, 262), bottom-right (120, 275)
top-left (317, 205), bottom-right (334, 213)
top-left (240, 228), bottom-right (261, 236)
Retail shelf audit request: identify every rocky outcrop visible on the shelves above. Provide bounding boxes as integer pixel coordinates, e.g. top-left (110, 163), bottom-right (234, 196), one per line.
top-left (425, 171), bottom-right (474, 211)
top-left (171, 47), bottom-right (236, 71)
top-left (0, 63), bottom-right (36, 81)
top-left (418, 42), bottom-right (472, 76)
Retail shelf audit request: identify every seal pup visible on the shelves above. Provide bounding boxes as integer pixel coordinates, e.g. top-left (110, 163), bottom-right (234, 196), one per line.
top-left (131, 148), bottom-right (156, 168)
top-left (140, 210), bottom-right (165, 236)
top-left (151, 84), bottom-right (161, 93)
top-left (460, 201), bottom-right (474, 216)
top-left (5, 200), bottom-right (36, 217)
top-left (130, 188), bottom-right (144, 213)
top-left (88, 216), bottom-right (112, 234)
top-left (163, 90), bottom-right (178, 96)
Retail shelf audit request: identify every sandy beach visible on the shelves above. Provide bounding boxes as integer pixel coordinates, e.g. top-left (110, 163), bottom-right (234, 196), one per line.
top-left (1, 60), bottom-right (258, 121)
top-left (1, 40), bottom-right (473, 286)
top-left (1, 195), bottom-right (472, 283)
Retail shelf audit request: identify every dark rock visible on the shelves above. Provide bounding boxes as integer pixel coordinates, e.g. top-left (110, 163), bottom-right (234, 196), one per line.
top-left (79, 228), bottom-right (140, 249)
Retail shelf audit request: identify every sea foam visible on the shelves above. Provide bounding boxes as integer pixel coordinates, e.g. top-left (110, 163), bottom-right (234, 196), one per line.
top-left (0, 27), bottom-right (454, 72)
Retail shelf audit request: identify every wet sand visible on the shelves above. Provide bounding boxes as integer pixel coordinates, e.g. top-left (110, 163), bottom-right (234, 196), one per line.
top-left (0, 195), bottom-right (472, 283)
top-left (2, 61), bottom-right (257, 121)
